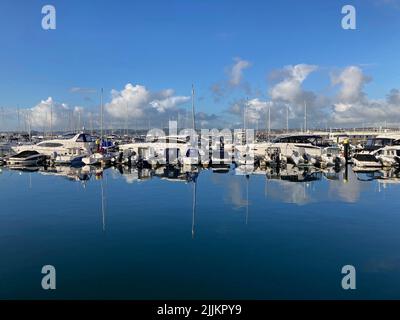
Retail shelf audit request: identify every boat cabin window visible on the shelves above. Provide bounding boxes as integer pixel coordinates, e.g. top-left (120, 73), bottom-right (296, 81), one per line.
top-left (37, 142), bottom-right (64, 148)
top-left (151, 136), bottom-right (189, 144)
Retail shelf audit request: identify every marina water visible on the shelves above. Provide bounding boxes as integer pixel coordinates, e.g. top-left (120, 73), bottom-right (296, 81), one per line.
top-left (1, 165), bottom-right (400, 299)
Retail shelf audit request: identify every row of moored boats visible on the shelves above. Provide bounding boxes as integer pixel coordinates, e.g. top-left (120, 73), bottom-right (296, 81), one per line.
top-left (1, 132), bottom-right (400, 170)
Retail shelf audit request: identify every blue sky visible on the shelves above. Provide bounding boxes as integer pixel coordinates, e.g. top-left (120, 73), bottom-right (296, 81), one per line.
top-left (1, 0), bottom-right (400, 129)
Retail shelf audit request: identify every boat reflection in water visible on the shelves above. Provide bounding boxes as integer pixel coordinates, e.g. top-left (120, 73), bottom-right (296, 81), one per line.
top-left (5, 163), bottom-right (400, 214)
top-left (264, 164), bottom-right (323, 183)
top-left (354, 167), bottom-right (400, 184)
top-left (3, 161), bottom-right (400, 299)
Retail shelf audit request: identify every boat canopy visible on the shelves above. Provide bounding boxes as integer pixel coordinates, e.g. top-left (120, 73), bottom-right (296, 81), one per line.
top-left (273, 135), bottom-right (329, 147)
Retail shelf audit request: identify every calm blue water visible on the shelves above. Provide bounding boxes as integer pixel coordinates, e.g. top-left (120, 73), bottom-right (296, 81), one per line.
top-left (1, 165), bottom-right (400, 299)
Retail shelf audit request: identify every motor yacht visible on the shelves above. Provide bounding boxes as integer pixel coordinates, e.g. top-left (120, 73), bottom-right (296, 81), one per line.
top-left (7, 150), bottom-right (47, 167)
top-left (12, 132), bottom-right (96, 157)
top-left (268, 134), bottom-right (342, 167)
top-left (352, 134), bottom-right (400, 168)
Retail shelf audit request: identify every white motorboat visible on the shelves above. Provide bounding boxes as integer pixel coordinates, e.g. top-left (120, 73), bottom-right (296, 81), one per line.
top-left (353, 134), bottom-right (400, 168)
top-left (271, 134), bottom-right (325, 159)
top-left (376, 146), bottom-right (400, 167)
top-left (269, 134), bottom-right (343, 167)
top-left (261, 147), bottom-right (283, 167)
top-left (53, 154), bottom-right (86, 166)
top-left (82, 152), bottom-right (113, 166)
top-left (320, 146), bottom-right (345, 167)
top-left (12, 132), bottom-right (96, 157)
top-left (51, 147), bottom-right (88, 166)
top-left (7, 150), bottom-right (47, 166)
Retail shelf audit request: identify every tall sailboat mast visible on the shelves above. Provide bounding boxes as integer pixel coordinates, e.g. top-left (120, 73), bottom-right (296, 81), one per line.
top-left (51, 101), bottom-right (53, 136)
top-left (100, 88), bottom-right (104, 138)
top-left (244, 98), bottom-right (248, 144)
top-left (125, 102), bottom-right (129, 135)
top-left (268, 102), bottom-right (271, 141)
top-left (304, 101), bottom-right (307, 133)
top-left (244, 98), bottom-right (248, 131)
top-left (191, 84), bottom-right (196, 132)
top-left (286, 105), bottom-right (289, 133)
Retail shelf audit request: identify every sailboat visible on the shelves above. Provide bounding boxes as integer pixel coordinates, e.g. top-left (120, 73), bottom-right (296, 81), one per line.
top-left (181, 85), bottom-right (201, 166)
top-left (82, 88), bottom-right (116, 166)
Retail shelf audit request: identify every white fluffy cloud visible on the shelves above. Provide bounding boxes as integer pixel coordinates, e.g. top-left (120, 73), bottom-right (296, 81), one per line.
top-left (331, 66), bottom-right (370, 113)
top-left (330, 66), bottom-right (400, 126)
top-left (105, 83), bottom-right (190, 119)
top-left (11, 63), bottom-right (400, 131)
top-left (229, 57), bottom-right (251, 86)
top-left (246, 98), bottom-right (269, 123)
top-left (211, 57), bottom-right (252, 102)
top-left (29, 97), bottom-right (70, 129)
top-left (269, 64), bottom-right (318, 103)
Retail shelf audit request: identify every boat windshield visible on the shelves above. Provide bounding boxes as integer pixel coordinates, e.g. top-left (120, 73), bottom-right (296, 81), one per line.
top-left (61, 133), bottom-right (77, 140)
top-left (60, 133), bottom-right (93, 142)
top-left (365, 138), bottom-right (394, 149)
top-left (76, 134), bottom-right (93, 142)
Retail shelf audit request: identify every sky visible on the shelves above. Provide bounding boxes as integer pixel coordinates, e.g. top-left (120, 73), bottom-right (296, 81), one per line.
top-left (1, 0), bottom-right (400, 131)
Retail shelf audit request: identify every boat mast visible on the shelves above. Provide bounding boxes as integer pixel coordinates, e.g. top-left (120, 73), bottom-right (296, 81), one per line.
top-left (50, 102), bottom-right (53, 137)
top-left (286, 104), bottom-right (289, 133)
top-left (125, 102), bottom-right (129, 136)
top-left (304, 100), bottom-right (307, 133)
top-left (191, 84), bottom-right (196, 132)
top-left (244, 98), bottom-right (248, 144)
top-left (28, 111), bottom-right (32, 140)
top-left (78, 110), bottom-right (81, 132)
top-left (268, 102), bottom-right (271, 141)
top-left (100, 88), bottom-right (104, 139)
